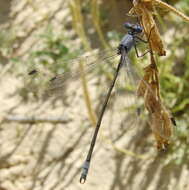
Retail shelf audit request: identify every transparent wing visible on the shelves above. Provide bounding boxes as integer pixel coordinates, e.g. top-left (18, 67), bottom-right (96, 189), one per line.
top-left (24, 47), bottom-right (148, 147)
top-left (24, 48), bottom-right (118, 100)
top-left (102, 54), bottom-right (148, 151)
top-left (103, 54), bottom-right (175, 152)
top-left (24, 47), bottom-right (175, 151)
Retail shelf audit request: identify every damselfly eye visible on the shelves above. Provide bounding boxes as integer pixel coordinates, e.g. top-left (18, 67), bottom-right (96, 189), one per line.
top-left (134, 25), bottom-right (143, 33)
top-left (124, 22), bottom-right (133, 30)
top-left (124, 22), bottom-right (143, 34)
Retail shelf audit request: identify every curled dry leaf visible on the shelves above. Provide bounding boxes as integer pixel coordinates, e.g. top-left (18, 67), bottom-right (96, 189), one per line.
top-left (129, 0), bottom-right (166, 56)
top-left (137, 52), bottom-right (173, 150)
top-left (137, 68), bottom-right (151, 97)
top-left (137, 62), bottom-right (158, 98)
top-left (144, 81), bottom-right (161, 113)
top-left (151, 106), bottom-right (172, 150)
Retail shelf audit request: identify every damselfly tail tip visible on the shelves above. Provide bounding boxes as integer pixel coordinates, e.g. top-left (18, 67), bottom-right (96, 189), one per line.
top-left (80, 175), bottom-right (86, 184)
top-left (79, 160), bottom-right (90, 184)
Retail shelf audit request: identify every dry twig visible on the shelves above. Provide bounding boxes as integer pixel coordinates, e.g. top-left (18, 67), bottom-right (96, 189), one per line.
top-left (2, 115), bottom-right (71, 124)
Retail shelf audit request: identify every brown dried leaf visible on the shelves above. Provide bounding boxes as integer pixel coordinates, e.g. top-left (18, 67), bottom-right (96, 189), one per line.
top-left (145, 81), bottom-right (162, 113)
top-left (153, 132), bottom-right (170, 150)
top-left (137, 62), bottom-right (158, 98)
top-left (137, 53), bottom-right (173, 150)
top-left (151, 106), bottom-right (172, 150)
top-left (137, 72), bottom-right (151, 97)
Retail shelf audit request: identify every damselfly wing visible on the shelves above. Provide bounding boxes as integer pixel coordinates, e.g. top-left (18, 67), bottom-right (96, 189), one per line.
top-left (25, 45), bottom-right (173, 146)
top-left (25, 48), bottom-right (118, 99)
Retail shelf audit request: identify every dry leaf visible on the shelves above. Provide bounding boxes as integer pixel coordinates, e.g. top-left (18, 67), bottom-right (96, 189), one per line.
top-left (137, 50), bottom-right (173, 150)
top-left (151, 106), bottom-right (172, 150)
top-left (144, 81), bottom-right (161, 113)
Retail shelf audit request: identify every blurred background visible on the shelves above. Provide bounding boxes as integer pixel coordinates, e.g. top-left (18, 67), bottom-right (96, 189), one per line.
top-left (0, 0), bottom-right (189, 190)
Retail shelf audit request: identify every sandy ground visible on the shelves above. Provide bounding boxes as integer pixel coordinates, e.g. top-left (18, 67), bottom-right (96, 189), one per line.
top-left (1, 63), bottom-right (189, 190)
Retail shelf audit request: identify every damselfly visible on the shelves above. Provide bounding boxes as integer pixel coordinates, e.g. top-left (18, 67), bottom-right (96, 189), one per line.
top-left (26, 22), bottom-right (175, 184)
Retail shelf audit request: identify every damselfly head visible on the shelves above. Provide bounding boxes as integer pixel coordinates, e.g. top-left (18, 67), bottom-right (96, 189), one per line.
top-left (124, 22), bottom-right (143, 34)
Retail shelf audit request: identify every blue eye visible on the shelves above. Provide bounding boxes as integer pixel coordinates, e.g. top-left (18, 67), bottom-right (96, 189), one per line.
top-left (124, 22), bottom-right (132, 29)
top-left (135, 25), bottom-right (143, 33)
top-left (124, 22), bottom-right (143, 34)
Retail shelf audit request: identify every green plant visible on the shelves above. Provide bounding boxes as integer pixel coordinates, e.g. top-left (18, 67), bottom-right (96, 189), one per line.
top-left (30, 27), bottom-right (82, 74)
